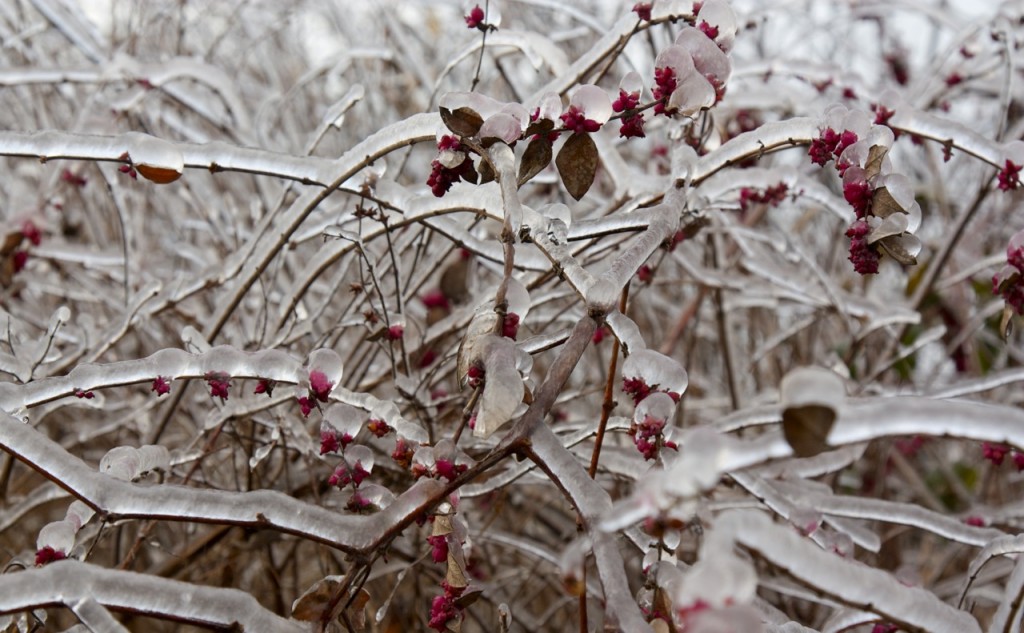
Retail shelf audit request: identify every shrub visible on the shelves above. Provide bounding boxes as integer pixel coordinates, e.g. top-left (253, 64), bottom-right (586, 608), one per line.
top-left (1, 1), bottom-right (1024, 631)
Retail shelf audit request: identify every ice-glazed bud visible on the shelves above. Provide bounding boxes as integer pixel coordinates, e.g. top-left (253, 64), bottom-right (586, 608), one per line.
top-left (999, 141), bottom-right (1024, 191)
top-left (841, 109), bottom-right (873, 139)
top-left (538, 203), bottom-right (572, 228)
top-left (879, 173), bottom-right (913, 214)
top-left (344, 444), bottom-right (375, 476)
top-left (569, 85), bottom-right (613, 125)
top-left (864, 123), bottom-right (896, 151)
top-left (821, 103), bottom-right (849, 131)
top-left (99, 446), bottom-right (142, 481)
top-left (324, 403), bottom-right (365, 445)
top-left (347, 482), bottom-right (395, 511)
top-left (675, 27), bottom-right (731, 87)
top-left (619, 71), bottom-right (644, 97)
top-left (64, 501), bottom-right (95, 531)
top-left (307, 348), bottom-right (343, 389)
top-left (136, 444), bottom-right (170, 475)
top-left (437, 142), bottom-right (467, 170)
top-left (37, 520), bottom-right (76, 555)
top-left (670, 550), bottom-right (758, 611)
top-left (558, 536), bottom-right (592, 597)
top-left (127, 132), bottom-right (184, 184)
top-left (411, 445), bottom-right (436, 478)
top-left (622, 349), bottom-right (689, 403)
top-left (479, 113), bottom-right (523, 144)
top-left (473, 335), bottom-right (524, 438)
top-left (866, 213), bottom-right (909, 244)
top-left (634, 391), bottom-right (678, 425)
top-left (695, 0), bottom-right (738, 51)
top-left (464, 0), bottom-right (501, 27)
top-left (780, 367), bottom-right (845, 457)
top-left (668, 72), bottom-right (717, 117)
top-left (504, 278), bottom-right (531, 322)
top-left (457, 306), bottom-right (500, 385)
top-left (97, 445), bottom-right (167, 481)
top-left (440, 91), bottom-right (505, 122)
top-left (656, 45), bottom-right (697, 82)
top-left (465, 4), bottom-right (485, 28)
top-left (530, 91), bottom-right (563, 124)
top-left (789, 506), bottom-right (823, 536)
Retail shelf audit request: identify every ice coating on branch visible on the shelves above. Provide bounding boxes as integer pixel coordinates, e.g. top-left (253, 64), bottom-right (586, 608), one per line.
top-left (718, 510), bottom-right (983, 633)
top-left (671, 427), bottom-right (738, 492)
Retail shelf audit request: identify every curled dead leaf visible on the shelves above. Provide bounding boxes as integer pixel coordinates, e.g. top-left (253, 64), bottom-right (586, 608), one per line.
top-left (440, 106), bottom-right (484, 137)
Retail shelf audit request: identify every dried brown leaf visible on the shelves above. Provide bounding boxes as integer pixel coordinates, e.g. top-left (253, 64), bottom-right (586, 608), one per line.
top-left (440, 107), bottom-right (484, 137)
top-left (864, 144), bottom-right (887, 181)
top-left (781, 404), bottom-right (835, 458)
top-left (871, 186), bottom-right (904, 219)
top-left (555, 132), bottom-right (598, 201)
top-left (878, 235), bottom-right (918, 265)
top-left (518, 136), bottom-right (552, 186)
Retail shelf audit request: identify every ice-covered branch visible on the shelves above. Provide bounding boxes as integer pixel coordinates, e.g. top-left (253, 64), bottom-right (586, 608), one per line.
top-left (0, 409), bottom-right (443, 554)
top-left (719, 510), bottom-right (982, 633)
top-left (0, 560), bottom-right (304, 632)
top-left (203, 112), bottom-right (439, 341)
top-left (528, 423), bottom-right (653, 633)
top-left (0, 130), bottom-right (336, 186)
